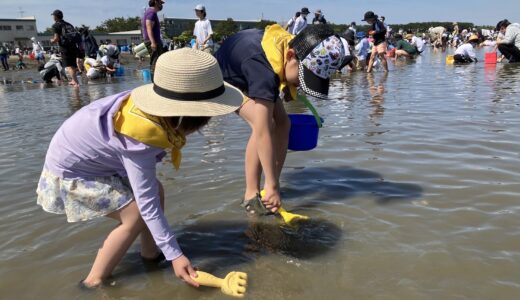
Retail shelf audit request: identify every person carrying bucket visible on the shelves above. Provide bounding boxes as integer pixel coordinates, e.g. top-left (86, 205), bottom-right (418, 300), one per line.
top-left (36, 49), bottom-right (244, 288)
top-left (215, 24), bottom-right (345, 215)
top-left (142, 0), bottom-right (165, 81)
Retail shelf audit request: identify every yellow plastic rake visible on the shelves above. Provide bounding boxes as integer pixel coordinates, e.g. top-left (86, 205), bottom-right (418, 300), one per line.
top-left (193, 271), bottom-right (248, 298)
top-left (260, 190), bottom-right (309, 224)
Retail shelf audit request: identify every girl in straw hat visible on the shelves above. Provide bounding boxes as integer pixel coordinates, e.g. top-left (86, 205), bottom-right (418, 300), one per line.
top-left (454, 35), bottom-right (480, 64)
top-left (215, 24), bottom-right (345, 216)
top-left (36, 48), bottom-right (244, 288)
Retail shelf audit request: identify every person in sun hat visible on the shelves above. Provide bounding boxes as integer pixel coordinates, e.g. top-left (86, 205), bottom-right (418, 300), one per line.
top-left (362, 11), bottom-right (388, 72)
top-left (215, 23), bottom-right (345, 216)
top-left (394, 34), bottom-right (419, 60)
top-left (453, 34), bottom-right (480, 63)
top-left (35, 48), bottom-right (244, 289)
top-left (83, 57), bottom-right (107, 79)
top-left (292, 7), bottom-right (310, 35)
top-left (406, 32), bottom-right (425, 54)
top-left (312, 9), bottom-right (327, 24)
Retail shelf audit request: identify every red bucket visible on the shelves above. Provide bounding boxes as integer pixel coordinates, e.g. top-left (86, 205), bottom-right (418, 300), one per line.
top-left (485, 52), bottom-right (497, 64)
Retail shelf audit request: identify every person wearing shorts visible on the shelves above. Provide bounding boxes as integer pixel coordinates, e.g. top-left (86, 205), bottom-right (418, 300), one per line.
top-left (50, 9), bottom-right (80, 87)
top-left (363, 11), bottom-right (388, 73)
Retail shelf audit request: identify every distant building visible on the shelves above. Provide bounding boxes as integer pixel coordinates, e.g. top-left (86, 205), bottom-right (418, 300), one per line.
top-left (0, 16), bottom-right (38, 48)
top-left (162, 17), bottom-right (260, 37)
top-left (95, 30), bottom-right (143, 46)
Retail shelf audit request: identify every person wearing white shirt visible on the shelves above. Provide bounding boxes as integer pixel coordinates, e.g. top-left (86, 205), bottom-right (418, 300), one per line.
top-left (83, 58), bottom-right (107, 79)
top-left (284, 12), bottom-right (300, 34)
top-left (355, 36), bottom-right (370, 70)
top-left (454, 35), bottom-right (479, 63)
top-left (31, 37), bottom-right (45, 63)
top-left (292, 7), bottom-right (310, 35)
top-left (193, 4), bottom-right (214, 54)
top-left (100, 55), bottom-right (116, 75)
top-left (406, 33), bottom-right (425, 53)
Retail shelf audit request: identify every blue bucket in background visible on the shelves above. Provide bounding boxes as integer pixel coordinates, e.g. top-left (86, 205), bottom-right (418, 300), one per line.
top-left (142, 69), bottom-right (151, 82)
top-left (115, 66), bottom-right (125, 77)
top-left (288, 114), bottom-right (324, 151)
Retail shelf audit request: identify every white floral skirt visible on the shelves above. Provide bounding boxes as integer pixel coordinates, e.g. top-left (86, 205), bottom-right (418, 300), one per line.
top-left (36, 169), bottom-right (134, 222)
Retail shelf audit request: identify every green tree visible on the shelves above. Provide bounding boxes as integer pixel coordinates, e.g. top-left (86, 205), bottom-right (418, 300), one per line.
top-left (214, 18), bottom-right (239, 40)
top-left (175, 30), bottom-right (194, 43)
top-left (329, 23), bottom-right (348, 35)
top-left (94, 16), bottom-right (141, 33)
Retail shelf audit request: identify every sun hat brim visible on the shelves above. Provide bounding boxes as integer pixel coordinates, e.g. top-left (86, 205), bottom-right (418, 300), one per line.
top-left (298, 62), bottom-right (329, 100)
top-left (131, 81), bottom-right (244, 117)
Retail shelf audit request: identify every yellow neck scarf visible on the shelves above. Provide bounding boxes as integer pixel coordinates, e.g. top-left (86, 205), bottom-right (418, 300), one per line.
top-left (261, 24), bottom-right (298, 101)
top-left (113, 96), bottom-right (186, 170)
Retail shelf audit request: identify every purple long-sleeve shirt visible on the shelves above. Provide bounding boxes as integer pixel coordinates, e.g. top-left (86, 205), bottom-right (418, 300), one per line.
top-left (43, 91), bottom-right (182, 261)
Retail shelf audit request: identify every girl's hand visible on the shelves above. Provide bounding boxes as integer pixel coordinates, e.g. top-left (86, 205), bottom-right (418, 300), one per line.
top-left (172, 255), bottom-right (199, 287)
top-left (261, 188), bottom-right (281, 212)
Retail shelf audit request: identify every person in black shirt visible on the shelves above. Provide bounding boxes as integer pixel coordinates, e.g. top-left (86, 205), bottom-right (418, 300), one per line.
top-left (50, 9), bottom-right (80, 87)
top-left (363, 11), bottom-right (388, 73)
top-left (80, 27), bottom-right (99, 59)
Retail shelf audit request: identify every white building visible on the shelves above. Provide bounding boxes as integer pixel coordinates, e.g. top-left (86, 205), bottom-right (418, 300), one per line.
top-left (0, 16), bottom-right (37, 48)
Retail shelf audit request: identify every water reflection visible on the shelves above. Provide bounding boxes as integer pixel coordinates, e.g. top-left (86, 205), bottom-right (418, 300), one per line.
top-left (367, 73), bottom-right (387, 124)
top-left (488, 63), bottom-right (520, 104)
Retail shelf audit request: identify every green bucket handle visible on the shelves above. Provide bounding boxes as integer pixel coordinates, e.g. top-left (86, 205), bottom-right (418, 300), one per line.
top-left (297, 94), bottom-right (322, 128)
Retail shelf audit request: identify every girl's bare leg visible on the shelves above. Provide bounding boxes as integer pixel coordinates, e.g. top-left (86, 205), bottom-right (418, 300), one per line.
top-left (83, 200), bottom-right (147, 287)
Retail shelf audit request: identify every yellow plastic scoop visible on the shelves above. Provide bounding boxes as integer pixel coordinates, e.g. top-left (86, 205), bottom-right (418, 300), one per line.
top-left (193, 271), bottom-right (248, 298)
top-left (260, 190), bottom-right (309, 224)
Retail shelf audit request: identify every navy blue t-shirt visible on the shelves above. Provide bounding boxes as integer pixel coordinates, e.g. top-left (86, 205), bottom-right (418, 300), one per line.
top-left (215, 29), bottom-right (280, 102)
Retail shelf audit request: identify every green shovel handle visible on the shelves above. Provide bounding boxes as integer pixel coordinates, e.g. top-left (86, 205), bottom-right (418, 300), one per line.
top-left (297, 94), bottom-right (322, 128)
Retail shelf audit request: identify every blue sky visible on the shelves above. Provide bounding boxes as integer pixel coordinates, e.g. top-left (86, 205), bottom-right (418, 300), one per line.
top-left (3, 0), bottom-right (518, 32)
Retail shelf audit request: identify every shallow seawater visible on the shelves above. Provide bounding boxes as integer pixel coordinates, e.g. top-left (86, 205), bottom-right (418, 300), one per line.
top-left (1, 48), bottom-right (520, 299)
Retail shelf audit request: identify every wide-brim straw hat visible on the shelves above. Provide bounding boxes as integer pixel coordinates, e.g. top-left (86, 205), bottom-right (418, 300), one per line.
top-left (468, 34), bottom-right (479, 42)
top-left (131, 48), bottom-right (243, 117)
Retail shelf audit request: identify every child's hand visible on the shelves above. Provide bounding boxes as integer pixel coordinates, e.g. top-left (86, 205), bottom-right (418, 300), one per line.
top-left (261, 188), bottom-right (282, 212)
top-left (172, 255), bottom-right (199, 287)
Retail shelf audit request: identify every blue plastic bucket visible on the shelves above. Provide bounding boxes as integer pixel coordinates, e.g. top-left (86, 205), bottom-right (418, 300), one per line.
top-left (142, 69), bottom-right (151, 82)
top-left (115, 66), bottom-right (125, 77)
top-left (288, 114), bottom-right (324, 151)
